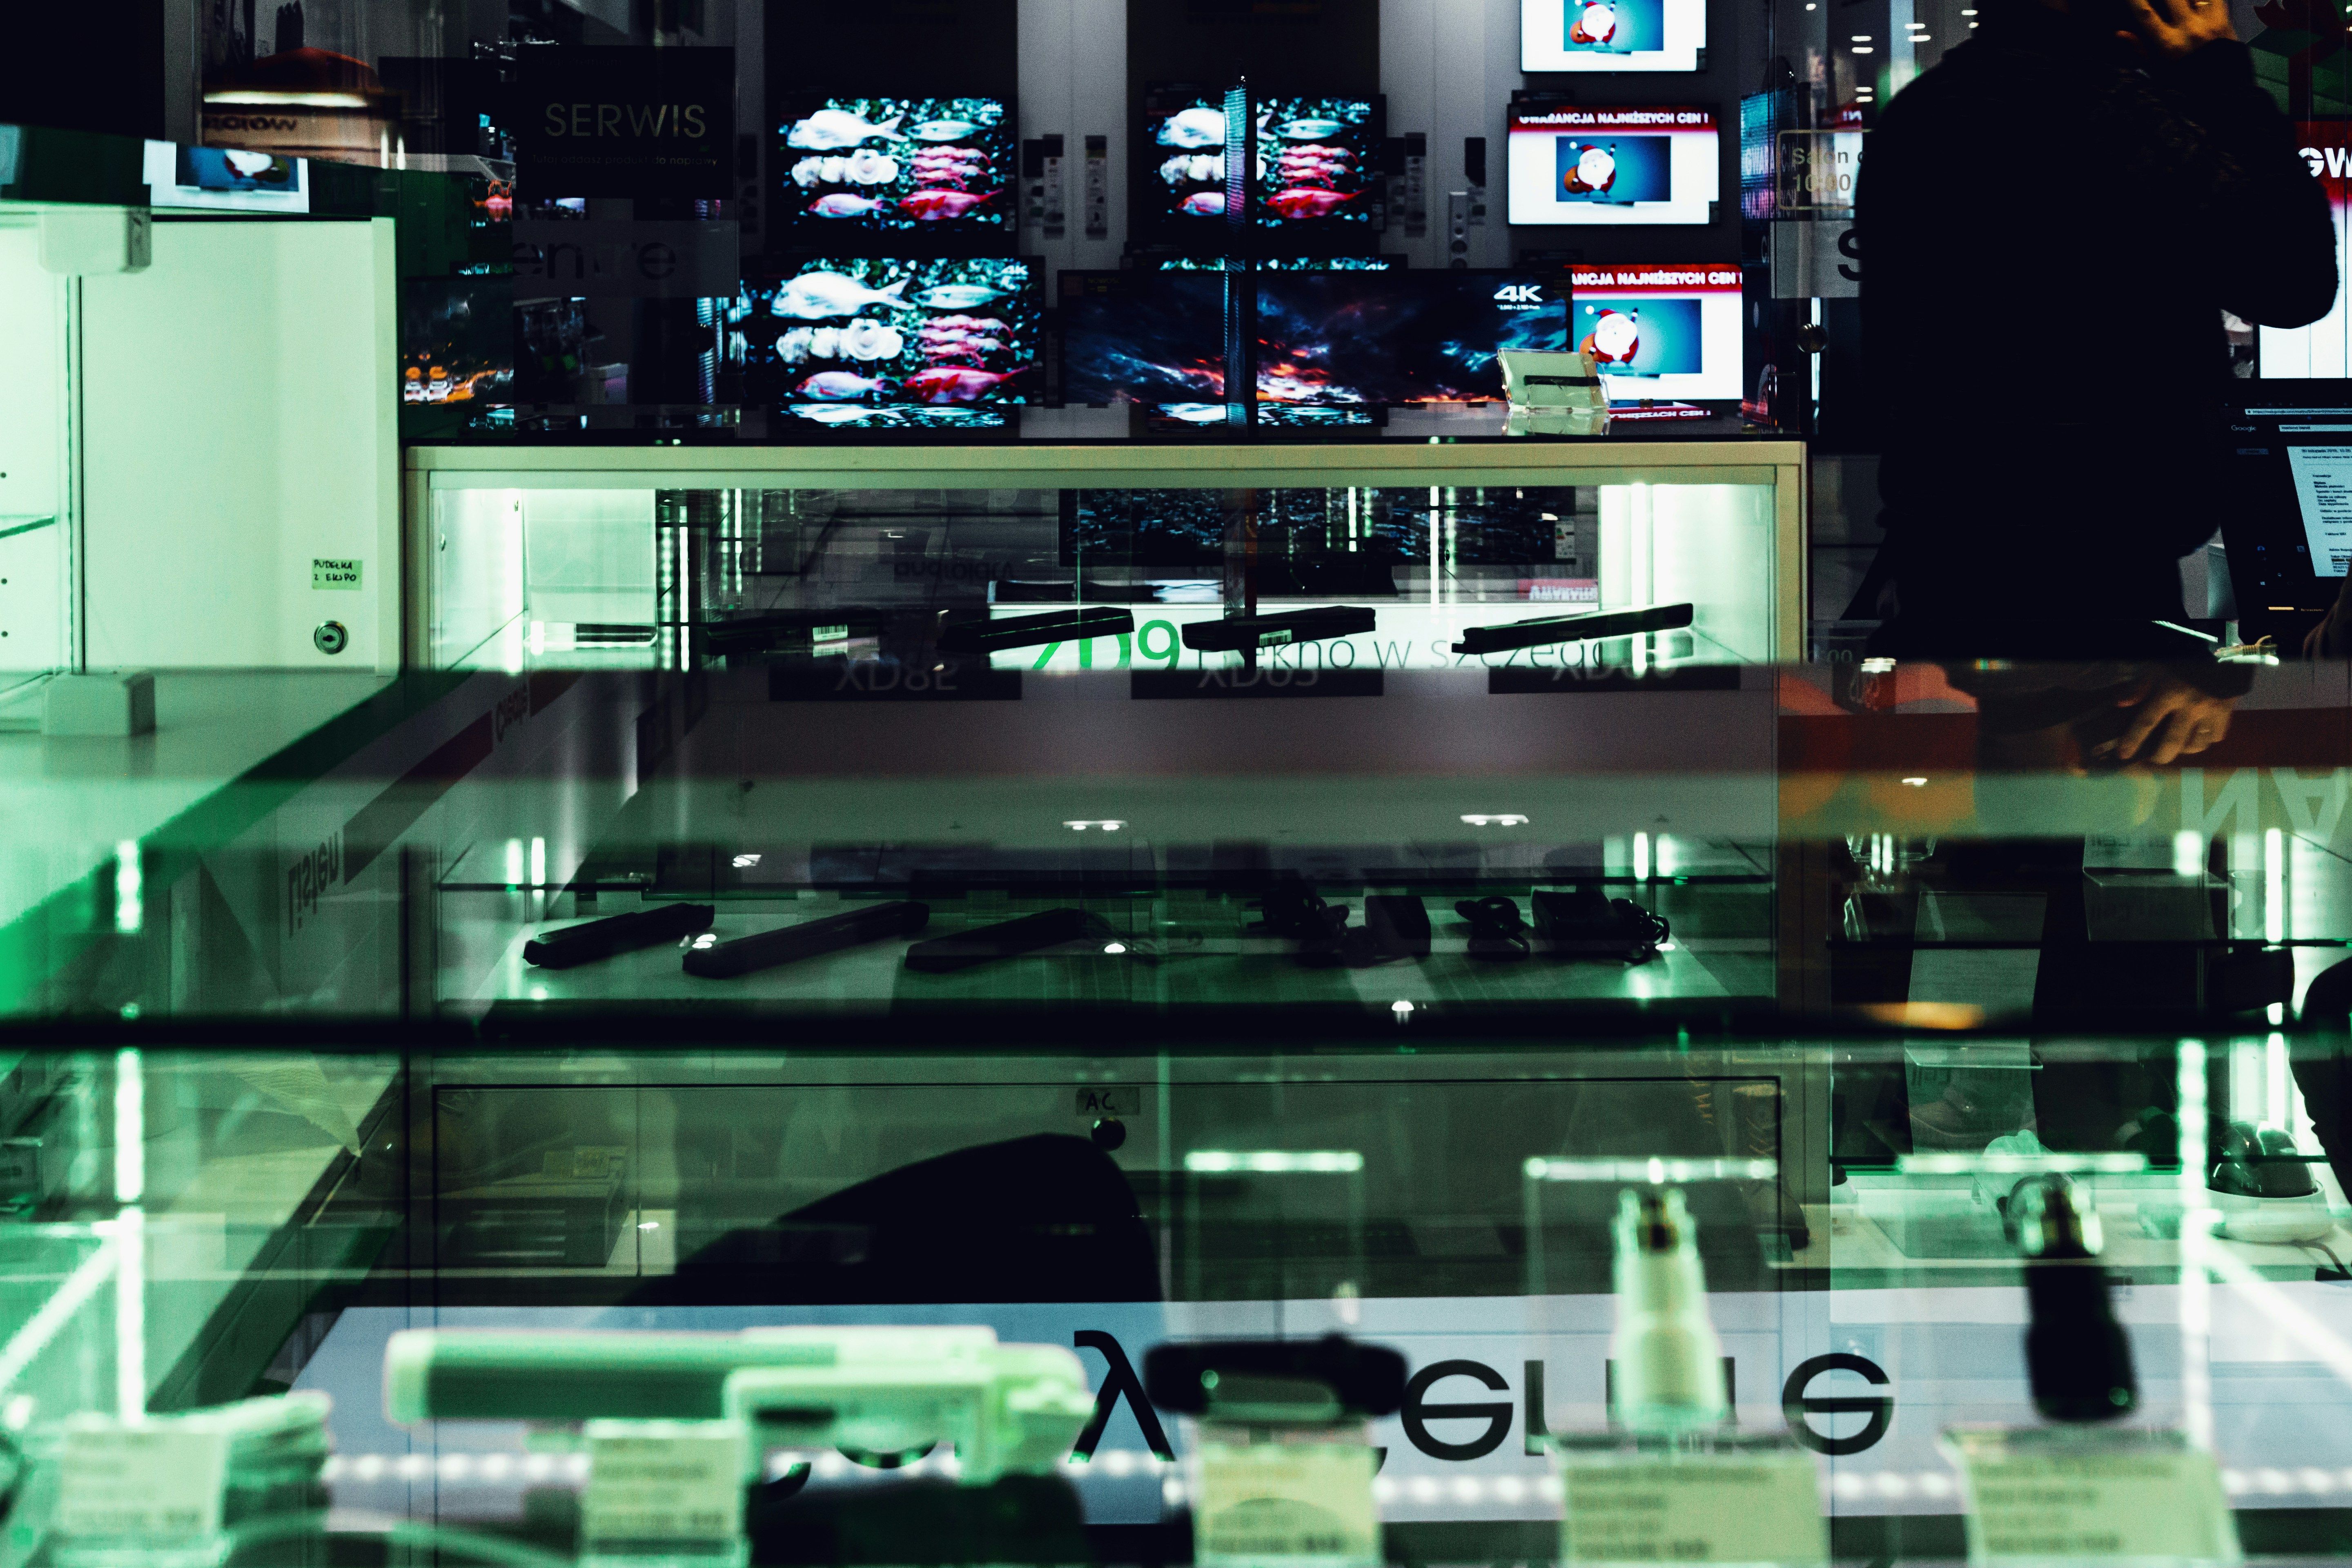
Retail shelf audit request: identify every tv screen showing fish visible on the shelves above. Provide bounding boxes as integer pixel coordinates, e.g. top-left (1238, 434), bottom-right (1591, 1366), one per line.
top-left (1253, 96), bottom-right (1381, 233)
top-left (1058, 271), bottom-right (1227, 405)
top-left (722, 257), bottom-right (1039, 409)
top-left (1254, 271), bottom-right (1570, 405)
top-left (775, 95), bottom-right (1015, 238)
top-left (1140, 85), bottom-right (1242, 242)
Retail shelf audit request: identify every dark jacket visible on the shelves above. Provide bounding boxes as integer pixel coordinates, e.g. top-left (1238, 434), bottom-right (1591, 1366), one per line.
top-left (1858, 8), bottom-right (2336, 633)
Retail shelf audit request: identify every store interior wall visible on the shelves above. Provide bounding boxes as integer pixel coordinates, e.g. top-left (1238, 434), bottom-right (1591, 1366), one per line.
top-left (0, 227), bottom-right (67, 683)
top-left (80, 218), bottom-right (400, 673)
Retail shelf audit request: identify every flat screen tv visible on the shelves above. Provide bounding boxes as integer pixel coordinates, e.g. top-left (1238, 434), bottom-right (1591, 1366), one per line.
top-left (1505, 102), bottom-right (1719, 225)
top-left (1568, 263), bottom-right (1744, 401)
top-left (1140, 84), bottom-right (1243, 241)
top-left (1522, 0), bottom-right (1706, 71)
top-left (1058, 271), bottom-right (1228, 405)
top-left (775, 94), bottom-right (1014, 238)
top-left (724, 256), bottom-right (1038, 408)
top-left (1254, 271), bottom-right (1569, 404)
top-left (1253, 95), bottom-right (1381, 232)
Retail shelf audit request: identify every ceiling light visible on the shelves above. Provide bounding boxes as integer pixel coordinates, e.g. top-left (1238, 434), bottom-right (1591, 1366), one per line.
top-left (1901, 777), bottom-right (1929, 787)
top-left (1102, 942), bottom-right (1127, 955)
top-left (1064, 819), bottom-right (1127, 831)
top-left (1852, 32), bottom-right (1872, 39)
top-left (731, 853), bottom-right (761, 868)
top-left (1851, 43), bottom-right (1875, 50)
top-left (1460, 813), bottom-right (1530, 826)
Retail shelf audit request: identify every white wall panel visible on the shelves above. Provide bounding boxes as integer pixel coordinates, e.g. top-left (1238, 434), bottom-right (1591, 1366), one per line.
top-left (79, 217), bottom-right (399, 673)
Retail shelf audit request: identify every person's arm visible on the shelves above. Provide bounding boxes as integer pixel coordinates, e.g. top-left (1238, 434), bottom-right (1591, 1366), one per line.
top-left (2112, 0), bottom-right (2339, 327)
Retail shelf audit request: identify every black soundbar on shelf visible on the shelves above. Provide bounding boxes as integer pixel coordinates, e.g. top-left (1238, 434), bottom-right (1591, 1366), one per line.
top-left (699, 609), bottom-right (889, 655)
top-left (683, 901), bottom-right (930, 979)
top-left (903, 907), bottom-right (1098, 973)
top-left (935, 608), bottom-right (1136, 655)
top-left (524, 903), bottom-right (715, 969)
top-left (1451, 601), bottom-right (1695, 655)
top-left (1180, 606), bottom-right (1377, 653)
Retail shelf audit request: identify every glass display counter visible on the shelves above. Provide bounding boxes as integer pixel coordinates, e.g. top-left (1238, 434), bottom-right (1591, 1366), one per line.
top-left (6, 1032), bottom-right (2352, 1564)
top-left (404, 443), bottom-right (1809, 675)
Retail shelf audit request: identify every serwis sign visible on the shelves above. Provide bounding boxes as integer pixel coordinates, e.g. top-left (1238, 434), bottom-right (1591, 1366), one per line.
top-left (515, 47), bottom-right (734, 198)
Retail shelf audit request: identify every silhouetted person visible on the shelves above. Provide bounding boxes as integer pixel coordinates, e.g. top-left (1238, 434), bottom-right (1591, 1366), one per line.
top-left (1858, 0), bottom-right (2336, 656)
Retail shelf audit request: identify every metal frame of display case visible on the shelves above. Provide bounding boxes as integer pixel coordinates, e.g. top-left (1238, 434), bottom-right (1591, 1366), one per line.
top-left (401, 441), bottom-right (1810, 667)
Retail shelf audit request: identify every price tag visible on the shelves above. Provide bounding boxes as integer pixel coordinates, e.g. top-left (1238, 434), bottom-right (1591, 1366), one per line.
top-left (1560, 1448), bottom-right (1827, 1566)
top-left (58, 1425), bottom-right (230, 1539)
top-left (1196, 1439), bottom-right (1379, 1566)
top-left (582, 1421), bottom-right (746, 1551)
top-left (1947, 1429), bottom-right (2240, 1565)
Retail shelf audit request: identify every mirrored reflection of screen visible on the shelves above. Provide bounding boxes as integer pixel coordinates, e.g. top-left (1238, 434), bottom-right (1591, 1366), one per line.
top-left (2288, 445), bottom-right (2352, 576)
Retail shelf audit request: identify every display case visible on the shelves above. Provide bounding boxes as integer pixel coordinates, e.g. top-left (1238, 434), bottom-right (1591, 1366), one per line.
top-left (6, 1029), bottom-right (2352, 1564)
top-left (404, 443), bottom-right (1808, 676)
top-left (0, 153), bottom-right (401, 690)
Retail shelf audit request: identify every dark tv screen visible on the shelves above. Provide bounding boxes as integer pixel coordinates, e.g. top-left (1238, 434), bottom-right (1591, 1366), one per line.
top-left (1254, 272), bottom-right (1569, 404)
top-left (1058, 272), bottom-right (1227, 405)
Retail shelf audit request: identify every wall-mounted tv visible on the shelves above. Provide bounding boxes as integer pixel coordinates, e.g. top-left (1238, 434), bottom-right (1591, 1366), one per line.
top-left (1058, 271), bottom-right (1227, 405)
top-left (1506, 102), bottom-right (1719, 225)
top-left (1568, 263), bottom-right (1744, 401)
top-left (724, 256), bottom-right (1038, 408)
top-left (1254, 271), bottom-right (1569, 404)
top-left (775, 95), bottom-right (1015, 239)
top-left (1140, 84), bottom-right (1243, 241)
top-left (1141, 255), bottom-right (1401, 271)
top-left (1253, 95), bottom-right (1381, 232)
top-left (1522, 0), bottom-right (1706, 72)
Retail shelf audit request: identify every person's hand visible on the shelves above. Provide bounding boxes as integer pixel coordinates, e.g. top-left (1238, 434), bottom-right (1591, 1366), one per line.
top-left (2121, 0), bottom-right (2237, 61)
top-left (2095, 675), bottom-right (2237, 765)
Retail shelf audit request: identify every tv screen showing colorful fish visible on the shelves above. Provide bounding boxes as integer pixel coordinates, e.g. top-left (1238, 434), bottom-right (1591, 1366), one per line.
top-left (1254, 271), bottom-right (1570, 405)
top-left (1253, 95), bottom-right (1381, 232)
top-left (775, 95), bottom-right (1015, 238)
top-left (1139, 85), bottom-right (1241, 243)
top-left (723, 257), bottom-right (1039, 410)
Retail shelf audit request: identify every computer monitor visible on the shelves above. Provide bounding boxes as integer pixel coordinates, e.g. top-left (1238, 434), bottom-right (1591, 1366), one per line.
top-left (2221, 383), bottom-right (2352, 637)
top-left (1568, 263), bottom-right (1743, 401)
top-left (1522, 0), bottom-right (1706, 71)
top-left (1506, 102), bottom-right (1719, 225)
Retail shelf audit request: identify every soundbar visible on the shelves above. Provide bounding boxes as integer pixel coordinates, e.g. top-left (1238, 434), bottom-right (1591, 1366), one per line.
top-left (682, 901), bottom-right (931, 979)
top-left (935, 608), bottom-right (1136, 655)
top-left (1181, 606), bottom-right (1376, 653)
top-left (523, 903), bottom-right (715, 969)
top-left (699, 609), bottom-right (888, 655)
top-left (904, 907), bottom-right (1096, 973)
top-left (1451, 601), bottom-right (1695, 655)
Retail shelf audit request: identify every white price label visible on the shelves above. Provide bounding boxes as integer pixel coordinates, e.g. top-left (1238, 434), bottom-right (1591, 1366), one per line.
top-left (1561, 1448), bottom-right (1828, 1566)
top-left (1951, 1432), bottom-right (2240, 1565)
top-left (1196, 1440), bottom-right (1379, 1565)
top-left (582, 1423), bottom-right (746, 1546)
top-left (58, 1427), bottom-right (230, 1539)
